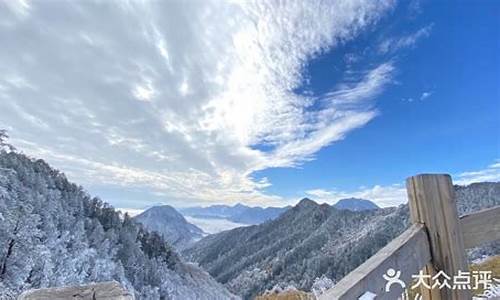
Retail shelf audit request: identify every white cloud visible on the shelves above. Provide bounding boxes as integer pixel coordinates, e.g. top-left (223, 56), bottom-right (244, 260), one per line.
top-left (116, 208), bottom-right (144, 217)
top-left (454, 160), bottom-right (500, 185)
top-left (133, 78), bottom-right (156, 102)
top-left (305, 160), bottom-right (500, 208)
top-left (323, 63), bottom-right (394, 104)
top-left (0, 0), bottom-right (31, 18)
top-left (420, 91), bottom-right (433, 100)
top-left (378, 24), bottom-right (433, 54)
top-left (306, 184), bottom-right (407, 207)
top-left (0, 0), bottom-right (397, 207)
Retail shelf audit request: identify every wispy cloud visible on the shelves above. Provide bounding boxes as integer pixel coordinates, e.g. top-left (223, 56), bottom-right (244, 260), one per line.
top-left (0, 0), bottom-right (397, 207)
top-left (378, 24), bottom-right (433, 54)
top-left (420, 91), bottom-right (433, 100)
top-left (402, 90), bottom-right (433, 103)
top-left (455, 160), bottom-right (500, 185)
top-left (323, 63), bottom-right (395, 105)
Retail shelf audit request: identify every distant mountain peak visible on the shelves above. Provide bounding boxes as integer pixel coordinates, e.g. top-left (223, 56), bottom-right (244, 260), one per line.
top-left (296, 198), bottom-right (318, 208)
top-left (146, 204), bottom-right (180, 214)
top-left (334, 198), bottom-right (379, 211)
top-left (134, 205), bottom-right (204, 250)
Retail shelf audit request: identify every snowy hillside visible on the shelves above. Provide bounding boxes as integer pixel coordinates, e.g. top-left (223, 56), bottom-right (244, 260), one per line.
top-left (184, 198), bottom-right (410, 299)
top-left (185, 187), bottom-right (500, 299)
top-left (0, 148), bottom-right (237, 300)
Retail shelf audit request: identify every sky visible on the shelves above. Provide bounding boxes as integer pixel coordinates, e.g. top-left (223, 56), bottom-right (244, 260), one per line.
top-left (0, 0), bottom-right (498, 209)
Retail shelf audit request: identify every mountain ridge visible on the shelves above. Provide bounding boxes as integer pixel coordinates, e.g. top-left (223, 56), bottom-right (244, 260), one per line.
top-left (184, 183), bottom-right (500, 299)
top-left (184, 200), bottom-right (407, 299)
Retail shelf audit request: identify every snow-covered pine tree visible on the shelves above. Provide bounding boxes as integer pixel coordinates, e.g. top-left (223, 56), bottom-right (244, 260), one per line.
top-left (0, 133), bottom-right (236, 300)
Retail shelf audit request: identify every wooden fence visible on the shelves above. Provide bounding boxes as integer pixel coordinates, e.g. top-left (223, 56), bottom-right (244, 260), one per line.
top-left (320, 174), bottom-right (500, 300)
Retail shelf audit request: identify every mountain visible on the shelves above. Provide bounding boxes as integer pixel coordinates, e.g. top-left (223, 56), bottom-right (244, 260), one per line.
top-left (184, 199), bottom-right (410, 299)
top-left (0, 149), bottom-right (237, 300)
top-left (184, 185), bottom-right (500, 299)
top-left (179, 203), bottom-right (290, 225)
top-left (455, 182), bottom-right (500, 215)
top-left (134, 205), bottom-right (204, 250)
top-left (333, 198), bottom-right (379, 211)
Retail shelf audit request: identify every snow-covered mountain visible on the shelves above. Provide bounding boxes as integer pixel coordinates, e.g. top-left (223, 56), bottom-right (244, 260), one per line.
top-left (134, 205), bottom-right (205, 250)
top-left (179, 203), bottom-right (290, 225)
top-left (0, 148), bottom-right (238, 300)
top-left (185, 186), bottom-right (500, 299)
top-left (333, 197), bottom-right (379, 211)
top-left (184, 199), bottom-right (410, 299)
top-left (455, 182), bottom-right (500, 215)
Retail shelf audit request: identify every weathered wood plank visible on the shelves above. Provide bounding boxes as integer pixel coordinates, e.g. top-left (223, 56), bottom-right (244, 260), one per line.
top-left (460, 205), bottom-right (500, 249)
top-left (319, 224), bottom-right (431, 300)
top-left (17, 281), bottom-right (134, 300)
top-left (407, 174), bottom-right (470, 300)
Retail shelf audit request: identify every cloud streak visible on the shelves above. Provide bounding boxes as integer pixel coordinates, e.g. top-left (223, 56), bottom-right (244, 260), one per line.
top-left (0, 0), bottom-right (397, 207)
top-left (455, 160), bottom-right (500, 185)
top-left (378, 24), bottom-right (433, 54)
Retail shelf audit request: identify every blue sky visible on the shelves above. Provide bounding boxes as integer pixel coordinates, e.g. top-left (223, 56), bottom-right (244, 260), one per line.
top-left (256, 1), bottom-right (500, 200)
top-left (0, 0), bottom-right (498, 209)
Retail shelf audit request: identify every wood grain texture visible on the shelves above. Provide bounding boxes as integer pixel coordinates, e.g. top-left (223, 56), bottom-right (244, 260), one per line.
top-left (406, 174), bottom-right (470, 300)
top-left (17, 281), bottom-right (134, 300)
top-left (319, 224), bottom-right (431, 300)
top-left (460, 205), bottom-right (500, 249)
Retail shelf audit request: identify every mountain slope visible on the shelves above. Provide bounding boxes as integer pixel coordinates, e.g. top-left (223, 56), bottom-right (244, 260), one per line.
top-left (185, 185), bottom-right (500, 299)
top-left (184, 198), bottom-right (409, 299)
top-left (134, 205), bottom-right (204, 250)
top-left (0, 149), bottom-right (237, 300)
top-left (180, 203), bottom-right (290, 225)
top-left (455, 182), bottom-right (500, 215)
top-left (333, 198), bottom-right (379, 211)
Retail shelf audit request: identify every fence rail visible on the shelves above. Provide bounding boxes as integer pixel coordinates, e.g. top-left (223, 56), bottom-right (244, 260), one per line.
top-left (460, 205), bottom-right (500, 249)
top-left (320, 174), bottom-right (500, 300)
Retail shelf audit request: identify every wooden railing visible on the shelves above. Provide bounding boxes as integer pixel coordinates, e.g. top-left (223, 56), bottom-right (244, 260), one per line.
top-left (320, 174), bottom-right (500, 300)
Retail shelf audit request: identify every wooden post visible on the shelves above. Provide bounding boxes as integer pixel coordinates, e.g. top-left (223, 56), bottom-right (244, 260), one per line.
top-left (406, 174), bottom-right (471, 300)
